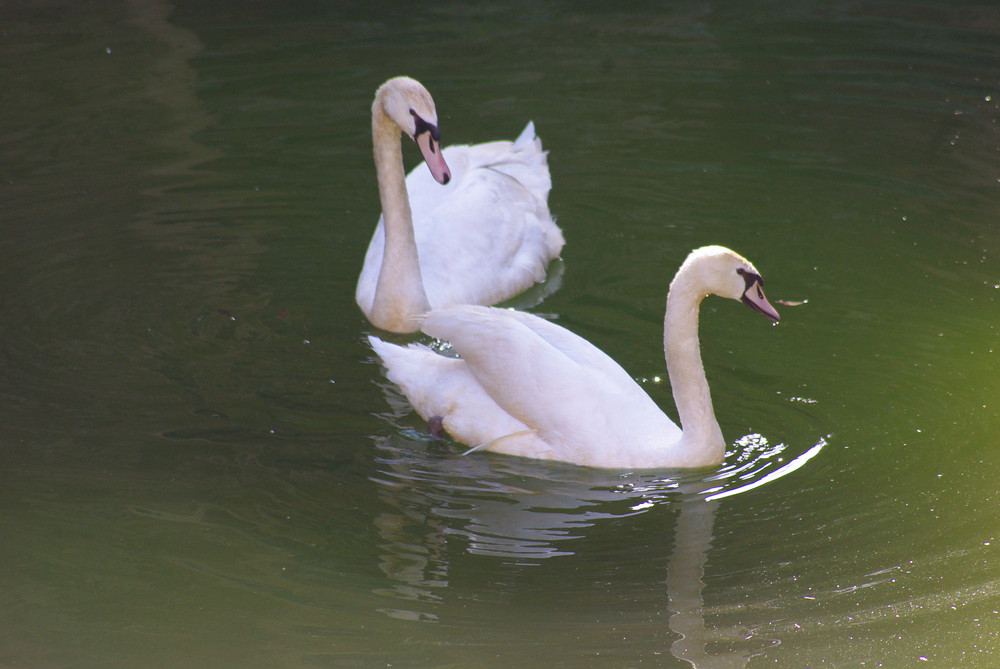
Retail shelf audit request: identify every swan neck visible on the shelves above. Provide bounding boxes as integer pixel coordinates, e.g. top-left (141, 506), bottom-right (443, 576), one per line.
top-left (663, 278), bottom-right (725, 461)
top-left (369, 99), bottom-right (430, 332)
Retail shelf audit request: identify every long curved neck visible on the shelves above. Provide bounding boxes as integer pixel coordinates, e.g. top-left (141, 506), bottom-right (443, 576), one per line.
top-left (369, 99), bottom-right (430, 332)
top-left (663, 278), bottom-right (726, 463)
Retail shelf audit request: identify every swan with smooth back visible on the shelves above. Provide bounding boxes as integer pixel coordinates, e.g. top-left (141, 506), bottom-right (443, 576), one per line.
top-left (369, 246), bottom-right (781, 469)
top-left (356, 76), bottom-right (564, 333)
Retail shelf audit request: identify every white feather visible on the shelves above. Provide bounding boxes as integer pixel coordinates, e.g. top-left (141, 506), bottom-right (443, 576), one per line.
top-left (370, 247), bottom-right (781, 469)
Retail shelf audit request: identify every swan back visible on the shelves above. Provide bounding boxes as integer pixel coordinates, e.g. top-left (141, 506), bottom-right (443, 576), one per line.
top-left (421, 306), bottom-right (681, 468)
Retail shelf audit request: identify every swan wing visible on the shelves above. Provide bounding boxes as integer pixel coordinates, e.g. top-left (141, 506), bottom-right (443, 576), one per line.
top-left (421, 306), bottom-right (680, 466)
top-left (369, 336), bottom-right (553, 457)
top-left (483, 307), bottom-right (649, 397)
top-left (359, 123), bottom-right (563, 314)
top-left (459, 121), bottom-right (552, 201)
top-left (407, 122), bottom-right (550, 214)
top-left (417, 171), bottom-right (558, 308)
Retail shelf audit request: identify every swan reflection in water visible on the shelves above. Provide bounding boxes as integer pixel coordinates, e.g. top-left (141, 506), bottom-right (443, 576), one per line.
top-left (369, 420), bottom-right (823, 664)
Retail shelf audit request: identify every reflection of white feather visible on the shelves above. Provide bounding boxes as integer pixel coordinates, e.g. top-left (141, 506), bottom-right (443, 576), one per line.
top-left (357, 76), bottom-right (563, 333)
top-left (372, 246), bottom-right (781, 469)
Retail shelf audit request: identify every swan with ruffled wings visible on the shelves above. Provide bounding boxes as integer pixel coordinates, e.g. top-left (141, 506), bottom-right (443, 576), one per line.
top-left (357, 76), bottom-right (564, 333)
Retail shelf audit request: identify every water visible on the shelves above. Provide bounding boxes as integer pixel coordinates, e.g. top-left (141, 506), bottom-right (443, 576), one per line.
top-left (2, 1), bottom-right (998, 666)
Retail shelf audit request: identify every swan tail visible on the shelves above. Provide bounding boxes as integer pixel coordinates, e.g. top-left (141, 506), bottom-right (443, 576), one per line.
top-left (368, 335), bottom-right (435, 373)
top-left (462, 429), bottom-right (539, 456)
top-left (369, 335), bottom-right (408, 363)
top-left (512, 121), bottom-right (539, 152)
top-left (479, 121), bottom-right (550, 209)
top-left (544, 218), bottom-right (566, 259)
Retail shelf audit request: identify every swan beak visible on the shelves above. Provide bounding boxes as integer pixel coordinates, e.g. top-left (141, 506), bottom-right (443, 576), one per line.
top-left (742, 279), bottom-right (781, 323)
top-left (415, 128), bottom-right (451, 185)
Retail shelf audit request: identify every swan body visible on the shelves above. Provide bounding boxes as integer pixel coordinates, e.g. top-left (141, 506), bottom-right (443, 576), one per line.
top-left (370, 246), bottom-right (781, 469)
top-left (357, 76), bottom-right (564, 333)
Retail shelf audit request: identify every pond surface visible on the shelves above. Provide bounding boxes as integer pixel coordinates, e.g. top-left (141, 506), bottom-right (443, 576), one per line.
top-left (1, 1), bottom-right (998, 667)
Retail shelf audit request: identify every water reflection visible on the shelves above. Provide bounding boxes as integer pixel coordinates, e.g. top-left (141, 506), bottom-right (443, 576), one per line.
top-left (369, 392), bottom-right (824, 664)
top-left (125, 0), bottom-right (218, 179)
top-left (667, 495), bottom-right (755, 668)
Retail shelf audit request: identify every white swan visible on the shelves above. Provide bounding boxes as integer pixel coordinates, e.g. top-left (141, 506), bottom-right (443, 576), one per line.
top-left (369, 246), bottom-right (781, 469)
top-left (356, 76), bottom-right (564, 333)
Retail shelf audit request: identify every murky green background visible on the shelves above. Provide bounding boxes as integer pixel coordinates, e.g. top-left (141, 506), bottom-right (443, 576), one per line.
top-left (1, 1), bottom-right (998, 667)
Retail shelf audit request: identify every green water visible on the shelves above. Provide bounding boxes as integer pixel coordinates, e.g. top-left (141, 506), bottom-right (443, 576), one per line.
top-left (1, 1), bottom-right (998, 667)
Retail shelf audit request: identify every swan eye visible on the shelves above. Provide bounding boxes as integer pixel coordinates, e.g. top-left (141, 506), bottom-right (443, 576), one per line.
top-left (737, 267), bottom-right (763, 289)
top-left (409, 110), bottom-right (441, 143)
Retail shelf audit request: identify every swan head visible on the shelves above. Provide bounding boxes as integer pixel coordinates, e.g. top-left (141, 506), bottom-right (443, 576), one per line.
top-left (676, 246), bottom-right (781, 323)
top-left (374, 76), bottom-right (451, 184)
